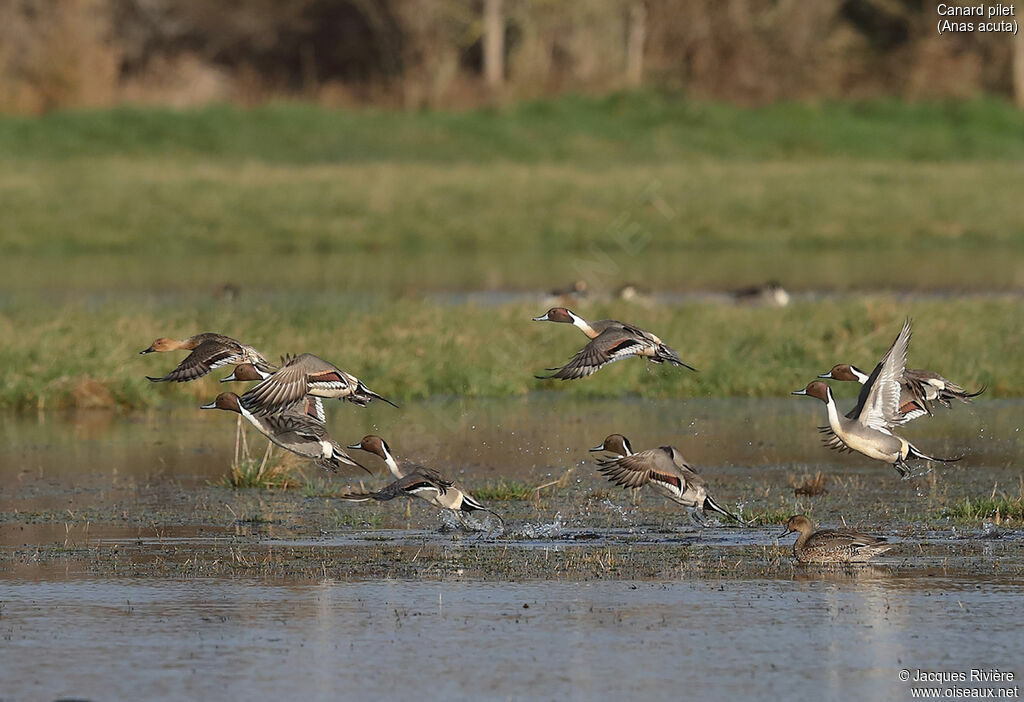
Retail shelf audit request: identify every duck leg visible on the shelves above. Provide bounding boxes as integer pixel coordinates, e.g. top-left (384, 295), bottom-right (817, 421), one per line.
top-left (256, 441), bottom-right (273, 481)
top-left (688, 508), bottom-right (709, 528)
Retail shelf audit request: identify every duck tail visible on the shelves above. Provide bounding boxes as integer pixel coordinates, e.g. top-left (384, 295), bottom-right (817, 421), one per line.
top-left (949, 383), bottom-right (986, 403)
top-left (459, 494), bottom-right (504, 524)
top-left (703, 495), bottom-right (746, 525)
top-left (658, 345), bottom-right (697, 372)
top-left (337, 491), bottom-right (380, 503)
top-left (351, 381), bottom-right (399, 409)
top-left (906, 444), bottom-right (961, 464)
top-left (323, 449), bottom-right (371, 475)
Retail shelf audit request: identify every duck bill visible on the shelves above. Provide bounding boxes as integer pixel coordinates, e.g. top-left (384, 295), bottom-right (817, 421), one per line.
top-left (588, 444), bottom-right (606, 452)
top-left (777, 527), bottom-right (793, 538)
top-left (219, 372), bottom-right (237, 383)
top-left (791, 389), bottom-right (808, 396)
top-left (531, 313), bottom-right (550, 322)
top-left (199, 400), bottom-right (218, 410)
top-left (139, 346), bottom-right (155, 354)
top-left (346, 442), bottom-right (363, 451)
top-left (817, 372), bottom-right (834, 379)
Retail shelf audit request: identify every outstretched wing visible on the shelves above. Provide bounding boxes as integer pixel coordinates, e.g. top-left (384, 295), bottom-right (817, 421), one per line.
top-left (596, 448), bottom-right (686, 491)
top-left (857, 320), bottom-right (911, 432)
top-left (539, 333), bottom-right (644, 380)
top-left (345, 472), bottom-right (452, 502)
top-left (147, 340), bottom-right (241, 382)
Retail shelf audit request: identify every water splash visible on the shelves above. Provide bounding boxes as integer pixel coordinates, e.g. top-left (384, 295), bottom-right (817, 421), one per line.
top-left (514, 513), bottom-right (565, 539)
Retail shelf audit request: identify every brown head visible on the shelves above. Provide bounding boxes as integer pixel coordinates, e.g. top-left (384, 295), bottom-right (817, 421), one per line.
top-left (589, 434), bottom-right (633, 456)
top-left (780, 514), bottom-right (814, 538)
top-left (346, 434), bottom-right (392, 461)
top-left (221, 364), bottom-right (270, 382)
top-left (140, 337), bottom-right (187, 354)
top-left (819, 364), bottom-right (866, 382)
top-left (199, 392), bottom-right (242, 413)
top-left (791, 380), bottom-right (831, 403)
top-left (532, 307), bottom-right (575, 324)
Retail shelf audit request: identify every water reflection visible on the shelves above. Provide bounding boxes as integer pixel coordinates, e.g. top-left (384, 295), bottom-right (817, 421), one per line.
top-left (2, 576), bottom-right (1019, 700)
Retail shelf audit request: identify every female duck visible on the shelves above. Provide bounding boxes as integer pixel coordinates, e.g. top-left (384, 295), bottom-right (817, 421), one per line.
top-left (780, 515), bottom-right (893, 564)
top-left (141, 332), bottom-right (273, 383)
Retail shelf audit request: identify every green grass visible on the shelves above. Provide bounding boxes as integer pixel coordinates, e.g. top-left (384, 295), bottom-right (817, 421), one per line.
top-left (0, 96), bottom-right (1021, 409)
top-left (471, 479), bottom-right (535, 501)
top-left (940, 496), bottom-right (1024, 524)
top-left (3, 93), bottom-right (1024, 163)
top-left (0, 295), bottom-right (1016, 411)
top-left (2, 95), bottom-right (1024, 294)
top-left (218, 453), bottom-right (305, 490)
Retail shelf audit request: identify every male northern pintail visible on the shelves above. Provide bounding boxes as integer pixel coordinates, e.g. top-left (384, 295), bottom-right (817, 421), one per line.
top-left (532, 307), bottom-right (695, 380)
top-left (819, 360), bottom-right (984, 423)
top-left (793, 321), bottom-right (960, 477)
top-left (200, 392), bottom-right (365, 473)
top-left (780, 515), bottom-right (893, 564)
top-left (239, 353), bottom-right (396, 416)
top-left (221, 363), bottom-right (325, 422)
top-left (141, 333), bottom-right (273, 383)
top-left (341, 435), bottom-right (502, 529)
top-left (589, 434), bottom-right (743, 525)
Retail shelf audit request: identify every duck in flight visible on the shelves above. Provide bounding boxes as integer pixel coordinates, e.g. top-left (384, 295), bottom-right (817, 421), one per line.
top-left (239, 353), bottom-right (396, 417)
top-left (200, 392), bottom-right (366, 474)
top-left (818, 362), bottom-right (984, 425)
top-left (339, 435), bottom-right (502, 530)
top-left (141, 333), bottom-right (273, 383)
top-left (793, 320), bottom-right (960, 477)
top-left (589, 434), bottom-right (743, 525)
top-left (532, 307), bottom-right (695, 380)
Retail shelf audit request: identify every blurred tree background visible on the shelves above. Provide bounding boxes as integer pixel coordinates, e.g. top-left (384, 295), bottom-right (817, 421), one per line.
top-left (0, 0), bottom-right (1019, 114)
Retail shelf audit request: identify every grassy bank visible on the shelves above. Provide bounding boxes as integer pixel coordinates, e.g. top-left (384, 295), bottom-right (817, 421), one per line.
top-left (3, 94), bottom-right (1024, 163)
top-left (3, 159), bottom-right (1024, 293)
top-left (2, 95), bottom-right (1024, 294)
top-left (1, 296), bottom-right (1016, 411)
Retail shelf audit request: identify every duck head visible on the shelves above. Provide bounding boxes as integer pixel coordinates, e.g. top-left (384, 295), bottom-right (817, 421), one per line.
top-left (200, 392), bottom-right (243, 413)
top-left (791, 380), bottom-right (831, 403)
top-left (140, 337), bottom-right (185, 354)
top-left (589, 434), bottom-right (633, 456)
top-left (532, 307), bottom-right (576, 324)
top-left (818, 364), bottom-right (868, 382)
top-left (347, 434), bottom-right (393, 461)
top-left (779, 514), bottom-right (813, 538)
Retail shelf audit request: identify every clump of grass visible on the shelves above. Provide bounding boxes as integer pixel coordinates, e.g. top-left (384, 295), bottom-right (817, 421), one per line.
top-left (940, 496), bottom-right (1024, 524)
top-left (220, 451), bottom-right (304, 490)
top-left (472, 479), bottom-right (534, 501)
top-left (794, 472), bottom-right (829, 497)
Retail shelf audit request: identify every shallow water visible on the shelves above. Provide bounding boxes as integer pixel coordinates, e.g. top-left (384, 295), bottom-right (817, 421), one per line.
top-left (2, 574), bottom-right (1022, 700)
top-left (1, 397), bottom-right (1022, 699)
